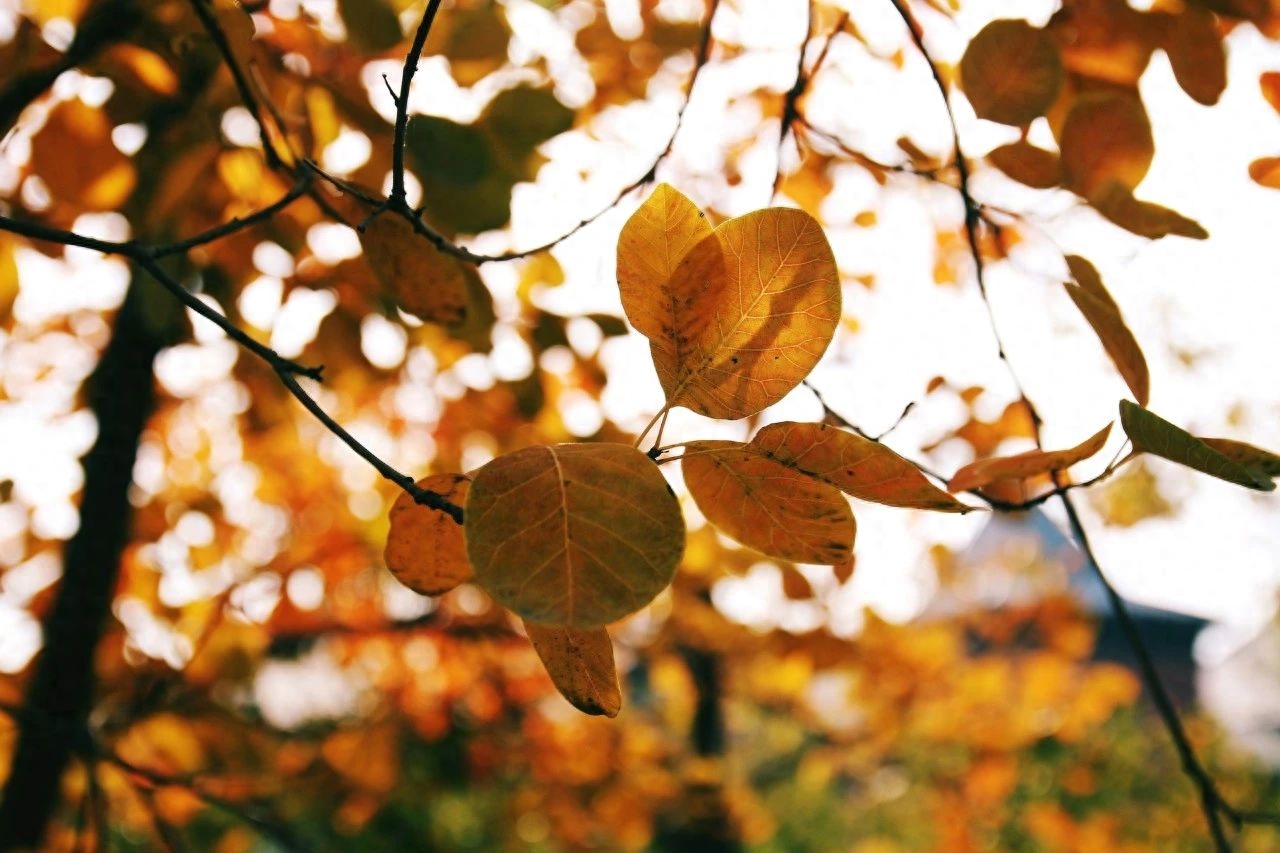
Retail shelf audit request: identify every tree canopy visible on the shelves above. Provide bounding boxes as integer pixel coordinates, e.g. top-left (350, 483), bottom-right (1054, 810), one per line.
top-left (2, 0), bottom-right (1280, 849)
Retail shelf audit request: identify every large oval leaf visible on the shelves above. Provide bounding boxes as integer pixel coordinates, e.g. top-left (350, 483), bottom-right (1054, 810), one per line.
top-left (960, 19), bottom-right (1064, 127)
top-left (1060, 91), bottom-right (1153, 200)
top-left (682, 440), bottom-right (854, 565)
top-left (948, 425), bottom-right (1112, 492)
top-left (384, 474), bottom-right (472, 596)
top-left (749, 422), bottom-right (973, 512)
top-left (360, 213), bottom-right (469, 326)
top-left (525, 621), bottom-right (621, 717)
top-left (1119, 401), bottom-right (1274, 491)
top-left (665, 208), bottom-right (841, 419)
top-left (1063, 257), bottom-right (1149, 405)
top-left (465, 443), bottom-right (685, 629)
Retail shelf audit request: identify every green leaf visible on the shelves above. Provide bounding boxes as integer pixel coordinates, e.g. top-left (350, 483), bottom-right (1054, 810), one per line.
top-left (1199, 437), bottom-right (1280, 484)
top-left (1119, 401), bottom-right (1275, 491)
top-left (338, 0), bottom-right (403, 53)
top-left (465, 443), bottom-right (685, 629)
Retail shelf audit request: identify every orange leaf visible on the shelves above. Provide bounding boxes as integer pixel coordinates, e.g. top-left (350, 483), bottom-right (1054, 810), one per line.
top-left (1249, 157), bottom-right (1280, 190)
top-left (1089, 182), bottom-right (1208, 240)
top-left (359, 213), bottom-right (470, 326)
top-left (988, 141), bottom-right (1063, 189)
top-left (682, 440), bottom-right (855, 565)
top-left (1260, 71), bottom-right (1280, 114)
top-left (1162, 7), bottom-right (1226, 106)
top-left (1060, 91), bottom-right (1153, 199)
top-left (948, 425), bottom-right (1111, 492)
top-left (384, 474), bottom-right (472, 596)
top-left (665, 208), bottom-right (841, 419)
top-left (525, 621), bottom-right (622, 717)
top-left (1063, 266), bottom-right (1149, 405)
top-left (30, 99), bottom-right (135, 210)
top-left (960, 19), bottom-right (1064, 127)
top-left (749, 422), bottom-right (974, 512)
top-left (465, 443), bottom-right (684, 629)
top-left (1064, 255), bottom-right (1116, 311)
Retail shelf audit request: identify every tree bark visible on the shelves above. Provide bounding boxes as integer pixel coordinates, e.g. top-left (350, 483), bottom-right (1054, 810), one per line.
top-left (0, 278), bottom-right (162, 848)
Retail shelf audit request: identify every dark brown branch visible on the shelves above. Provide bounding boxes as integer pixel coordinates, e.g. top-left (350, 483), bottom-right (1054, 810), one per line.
top-left (150, 170), bottom-right (313, 257)
top-left (390, 0), bottom-right (447, 207)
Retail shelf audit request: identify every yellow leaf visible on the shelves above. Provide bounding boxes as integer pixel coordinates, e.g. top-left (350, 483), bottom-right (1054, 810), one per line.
top-left (465, 443), bottom-right (685, 628)
top-left (525, 621), bottom-right (622, 717)
top-left (959, 19), bottom-right (1063, 127)
top-left (1060, 91), bottom-right (1153, 199)
top-left (384, 474), bottom-right (472, 596)
top-left (616, 183), bottom-right (715, 383)
top-left (665, 208), bottom-right (841, 419)
top-left (948, 425), bottom-right (1111, 492)
top-left (988, 140), bottom-right (1062, 189)
top-left (681, 440), bottom-right (855, 565)
top-left (30, 99), bottom-right (135, 211)
top-left (359, 214), bottom-right (470, 326)
top-left (749, 422), bottom-right (974, 512)
top-left (1119, 401), bottom-right (1274, 491)
top-left (1064, 272), bottom-right (1149, 405)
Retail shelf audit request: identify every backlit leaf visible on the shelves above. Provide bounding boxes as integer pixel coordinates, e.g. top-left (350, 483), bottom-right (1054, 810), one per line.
top-left (749, 422), bottom-right (974, 512)
top-left (1064, 255), bottom-right (1116, 311)
top-left (1060, 91), bottom-right (1153, 199)
top-left (1119, 400), bottom-right (1275, 491)
top-left (682, 440), bottom-right (855, 565)
top-left (988, 141), bottom-right (1063, 189)
top-left (1064, 273), bottom-right (1149, 405)
top-left (525, 621), bottom-right (621, 717)
top-left (1262, 71), bottom-right (1280, 114)
top-left (960, 19), bottom-right (1064, 127)
top-left (385, 474), bottom-right (472, 596)
top-left (1090, 182), bottom-right (1208, 240)
top-left (1248, 157), bottom-right (1280, 190)
top-left (616, 183), bottom-right (715, 383)
top-left (30, 99), bottom-right (135, 210)
top-left (1162, 8), bottom-right (1226, 106)
top-left (949, 425), bottom-right (1112, 492)
top-left (359, 213), bottom-right (469, 326)
top-left (1199, 437), bottom-right (1280, 483)
top-left (338, 0), bottom-right (403, 53)
top-left (665, 208), bottom-right (841, 419)
top-left (465, 443), bottom-right (684, 629)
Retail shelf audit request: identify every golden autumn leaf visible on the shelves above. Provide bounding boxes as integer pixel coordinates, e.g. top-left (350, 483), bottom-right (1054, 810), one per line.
top-left (30, 99), bottom-right (135, 210)
top-left (663, 208), bottom-right (841, 419)
top-left (988, 141), bottom-right (1063, 189)
top-left (1059, 91), bottom-right (1153, 199)
top-left (681, 439), bottom-right (854, 565)
top-left (749, 422), bottom-right (974, 512)
top-left (1249, 156), bottom-right (1280, 190)
top-left (359, 213), bottom-right (470, 326)
top-left (1089, 182), bottom-right (1208, 240)
top-left (384, 474), bottom-right (472, 596)
top-left (1199, 437), bottom-right (1280, 484)
top-left (1161, 7), bottom-right (1226, 106)
top-left (948, 425), bottom-right (1111, 492)
top-left (616, 183), bottom-right (715, 383)
top-left (465, 443), bottom-right (684, 629)
top-left (959, 19), bottom-right (1064, 127)
top-left (1262, 71), bottom-right (1280, 114)
top-left (1119, 401), bottom-right (1275, 491)
top-left (525, 620), bottom-right (622, 717)
top-left (1063, 262), bottom-right (1149, 405)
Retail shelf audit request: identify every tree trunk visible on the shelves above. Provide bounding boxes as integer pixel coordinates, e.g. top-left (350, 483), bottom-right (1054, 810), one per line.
top-left (0, 278), bottom-right (162, 848)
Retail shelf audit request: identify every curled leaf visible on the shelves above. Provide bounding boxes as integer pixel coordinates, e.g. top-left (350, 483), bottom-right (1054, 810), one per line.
top-left (465, 443), bottom-right (685, 629)
top-left (1119, 401), bottom-right (1275, 491)
top-left (384, 474), bottom-right (472, 596)
top-left (682, 440), bottom-right (854, 565)
top-left (948, 425), bottom-right (1112, 492)
top-left (750, 422), bottom-right (974, 512)
top-left (525, 621), bottom-right (622, 717)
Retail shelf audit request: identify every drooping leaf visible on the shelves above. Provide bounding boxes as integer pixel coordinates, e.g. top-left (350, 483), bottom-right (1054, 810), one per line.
top-left (384, 474), bottom-right (472, 596)
top-left (1064, 255), bottom-right (1116, 311)
top-left (1063, 268), bottom-right (1149, 405)
top-left (1161, 7), bottom-right (1226, 106)
top-left (465, 443), bottom-right (685, 629)
top-left (959, 19), bottom-right (1064, 127)
top-left (681, 440), bottom-right (855, 565)
top-left (359, 214), bottom-right (470, 326)
top-left (338, 0), bottom-right (403, 53)
top-left (948, 425), bottom-right (1112, 492)
top-left (665, 208), bottom-right (841, 419)
top-left (1119, 400), bottom-right (1275, 491)
top-left (1199, 437), bottom-right (1280, 483)
top-left (1090, 182), bottom-right (1209, 240)
top-left (616, 183), bottom-right (715, 382)
top-left (988, 141), bottom-right (1063, 189)
top-left (524, 621), bottom-right (622, 717)
top-left (1060, 91), bottom-right (1153, 199)
top-left (1248, 157), bottom-right (1280, 190)
top-left (749, 422), bottom-right (974, 512)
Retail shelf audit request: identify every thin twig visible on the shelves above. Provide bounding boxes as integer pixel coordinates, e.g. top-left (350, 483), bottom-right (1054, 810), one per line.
top-left (150, 170), bottom-right (314, 257)
top-left (389, 0), bottom-right (446, 208)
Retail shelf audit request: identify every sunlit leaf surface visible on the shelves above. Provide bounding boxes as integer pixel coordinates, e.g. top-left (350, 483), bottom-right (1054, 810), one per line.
top-left (949, 425), bottom-right (1112, 493)
top-left (525, 621), bottom-right (622, 717)
top-left (384, 474), bottom-right (472, 596)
